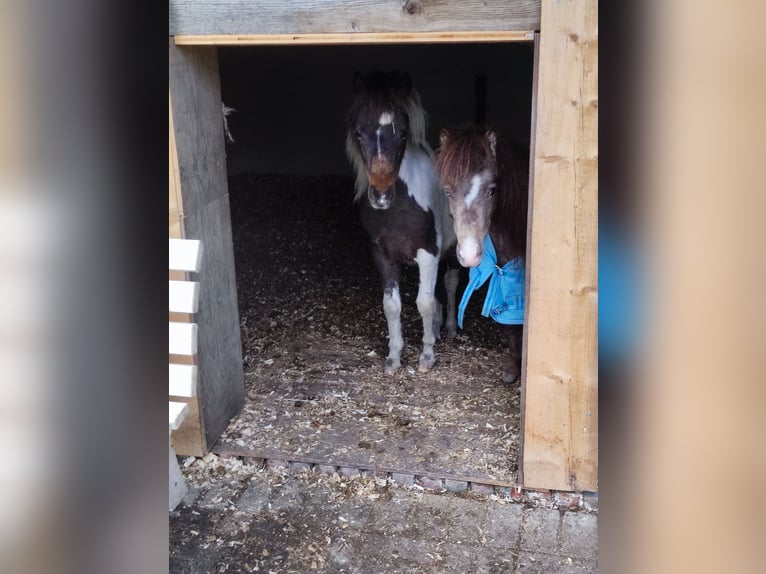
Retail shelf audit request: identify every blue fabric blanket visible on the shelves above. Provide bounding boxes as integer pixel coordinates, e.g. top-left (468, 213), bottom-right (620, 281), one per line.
top-left (457, 235), bottom-right (525, 328)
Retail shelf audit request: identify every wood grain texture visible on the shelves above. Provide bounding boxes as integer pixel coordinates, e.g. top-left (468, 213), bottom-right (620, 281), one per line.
top-left (183, 193), bottom-right (245, 450)
top-left (169, 93), bottom-right (184, 239)
top-left (517, 31), bottom-right (541, 487)
top-left (174, 31), bottom-right (535, 45)
top-left (169, 0), bottom-right (541, 36)
top-left (213, 446), bottom-right (520, 488)
top-left (522, 0), bottom-right (598, 492)
top-left (171, 392), bottom-right (206, 457)
top-left (169, 41), bottom-right (245, 455)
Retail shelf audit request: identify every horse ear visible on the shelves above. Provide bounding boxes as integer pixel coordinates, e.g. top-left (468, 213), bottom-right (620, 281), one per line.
top-left (352, 71), bottom-right (365, 94)
top-left (486, 129), bottom-right (497, 157)
top-left (439, 129), bottom-right (450, 146)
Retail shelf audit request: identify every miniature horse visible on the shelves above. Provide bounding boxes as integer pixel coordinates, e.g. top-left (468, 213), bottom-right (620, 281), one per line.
top-left (345, 71), bottom-right (459, 374)
top-left (435, 126), bottom-right (529, 382)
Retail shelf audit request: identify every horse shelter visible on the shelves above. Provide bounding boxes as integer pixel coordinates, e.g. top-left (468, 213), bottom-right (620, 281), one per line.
top-left (168, 1), bottom-right (597, 495)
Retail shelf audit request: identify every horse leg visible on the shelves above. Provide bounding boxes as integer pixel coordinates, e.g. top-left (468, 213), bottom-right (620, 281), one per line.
top-left (443, 259), bottom-right (460, 338)
top-left (501, 324), bottom-right (523, 383)
top-left (383, 285), bottom-right (404, 374)
top-left (372, 248), bottom-right (403, 374)
top-left (432, 260), bottom-right (447, 340)
top-left (432, 298), bottom-right (444, 340)
top-left (415, 248), bottom-right (440, 372)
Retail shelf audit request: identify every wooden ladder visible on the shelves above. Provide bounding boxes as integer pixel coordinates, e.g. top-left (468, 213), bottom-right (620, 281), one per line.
top-left (169, 238), bottom-right (202, 511)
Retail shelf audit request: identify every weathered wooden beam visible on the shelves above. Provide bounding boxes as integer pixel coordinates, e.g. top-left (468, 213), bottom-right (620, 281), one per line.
top-left (169, 41), bottom-right (245, 456)
top-left (522, 0), bottom-right (598, 492)
top-left (169, 0), bottom-right (541, 36)
top-left (174, 31), bottom-right (535, 46)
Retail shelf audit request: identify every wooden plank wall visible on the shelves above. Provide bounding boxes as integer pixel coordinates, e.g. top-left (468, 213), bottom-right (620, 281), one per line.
top-left (522, 0), bottom-right (598, 491)
top-left (169, 40), bottom-right (245, 456)
top-left (169, 0), bottom-right (540, 35)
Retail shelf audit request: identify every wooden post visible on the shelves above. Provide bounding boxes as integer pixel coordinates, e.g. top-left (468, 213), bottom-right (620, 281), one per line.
top-left (169, 93), bottom-right (184, 239)
top-left (169, 40), bottom-right (245, 455)
top-left (521, 0), bottom-right (598, 491)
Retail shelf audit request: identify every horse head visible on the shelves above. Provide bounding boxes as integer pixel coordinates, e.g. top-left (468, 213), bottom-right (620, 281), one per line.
top-left (435, 127), bottom-right (500, 267)
top-left (346, 71), bottom-right (424, 210)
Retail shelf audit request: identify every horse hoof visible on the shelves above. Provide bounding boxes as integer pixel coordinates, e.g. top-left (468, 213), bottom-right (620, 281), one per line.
top-left (418, 352), bottom-right (435, 372)
top-left (500, 370), bottom-right (520, 384)
top-left (384, 358), bottom-right (400, 375)
top-left (445, 326), bottom-right (457, 339)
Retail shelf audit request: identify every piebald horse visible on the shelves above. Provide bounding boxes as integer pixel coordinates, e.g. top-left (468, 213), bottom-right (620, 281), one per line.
top-left (345, 71), bottom-right (459, 374)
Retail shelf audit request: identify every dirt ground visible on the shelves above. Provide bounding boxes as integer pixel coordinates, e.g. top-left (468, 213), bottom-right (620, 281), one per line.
top-left (169, 174), bottom-right (598, 574)
top-left (219, 174), bottom-right (521, 484)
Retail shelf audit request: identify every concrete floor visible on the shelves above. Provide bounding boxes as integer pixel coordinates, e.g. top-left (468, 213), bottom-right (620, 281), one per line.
top-left (169, 455), bottom-right (597, 573)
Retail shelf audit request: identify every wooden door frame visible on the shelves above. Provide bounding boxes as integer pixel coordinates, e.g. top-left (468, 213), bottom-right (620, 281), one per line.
top-left (168, 0), bottom-right (597, 492)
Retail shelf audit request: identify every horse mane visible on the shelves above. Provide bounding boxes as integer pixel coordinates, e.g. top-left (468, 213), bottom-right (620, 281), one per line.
top-left (345, 71), bottom-right (431, 201)
top-left (435, 125), bottom-right (529, 259)
top-left (434, 126), bottom-right (497, 192)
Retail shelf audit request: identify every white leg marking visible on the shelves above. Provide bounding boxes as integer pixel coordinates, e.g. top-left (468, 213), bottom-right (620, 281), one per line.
top-left (382, 286), bottom-right (403, 373)
top-left (415, 249), bottom-right (439, 371)
top-left (465, 174), bottom-right (482, 208)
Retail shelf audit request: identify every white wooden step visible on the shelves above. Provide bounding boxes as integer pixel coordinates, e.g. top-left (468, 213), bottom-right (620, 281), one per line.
top-left (169, 279), bottom-right (200, 313)
top-left (169, 401), bottom-right (188, 432)
top-left (169, 321), bottom-right (198, 356)
top-left (169, 364), bottom-right (197, 397)
top-left (169, 238), bottom-right (202, 272)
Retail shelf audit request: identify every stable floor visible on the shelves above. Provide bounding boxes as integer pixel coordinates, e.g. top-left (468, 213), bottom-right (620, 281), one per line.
top-left (218, 174), bottom-right (521, 486)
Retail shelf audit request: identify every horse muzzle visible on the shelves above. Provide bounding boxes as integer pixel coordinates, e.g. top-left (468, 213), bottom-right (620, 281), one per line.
top-left (367, 184), bottom-right (395, 210)
top-left (366, 156), bottom-right (399, 209)
top-left (457, 236), bottom-right (483, 267)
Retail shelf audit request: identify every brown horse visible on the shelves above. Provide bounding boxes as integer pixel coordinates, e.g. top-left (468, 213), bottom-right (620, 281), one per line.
top-left (435, 126), bottom-right (529, 382)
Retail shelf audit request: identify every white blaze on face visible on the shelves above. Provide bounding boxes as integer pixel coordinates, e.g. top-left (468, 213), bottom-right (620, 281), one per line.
top-left (465, 174), bottom-right (482, 208)
top-left (379, 112), bottom-right (394, 126)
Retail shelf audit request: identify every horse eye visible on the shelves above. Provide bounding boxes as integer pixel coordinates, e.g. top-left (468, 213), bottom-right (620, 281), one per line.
top-left (354, 129), bottom-right (363, 140)
top-left (443, 188), bottom-right (452, 198)
top-left (487, 184), bottom-right (497, 197)
top-left (399, 129), bottom-right (409, 140)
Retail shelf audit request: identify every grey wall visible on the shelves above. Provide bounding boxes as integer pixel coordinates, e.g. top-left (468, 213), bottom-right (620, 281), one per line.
top-left (219, 43), bottom-right (534, 176)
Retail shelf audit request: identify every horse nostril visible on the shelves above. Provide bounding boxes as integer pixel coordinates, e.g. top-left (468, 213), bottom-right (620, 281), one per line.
top-left (457, 238), bottom-right (482, 267)
top-left (368, 185), bottom-right (394, 210)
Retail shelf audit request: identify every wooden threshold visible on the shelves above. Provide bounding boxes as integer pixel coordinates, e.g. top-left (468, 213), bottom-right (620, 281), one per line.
top-left (173, 31), bottom-right (535, 46)
top-left (212, 444), bottom-right (520, 489)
